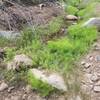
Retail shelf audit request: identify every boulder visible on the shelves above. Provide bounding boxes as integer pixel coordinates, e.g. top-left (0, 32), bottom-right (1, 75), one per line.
top-left (65, 15), bottom-right (78, 21)
top-left (7, 54), bottom-right (33, 70)
top-left (0, 31), bottom-right (20, 39)
top-left (29, 68), bottom-right (67, 92)
top-left (83, 18), bottom-right (100, 31)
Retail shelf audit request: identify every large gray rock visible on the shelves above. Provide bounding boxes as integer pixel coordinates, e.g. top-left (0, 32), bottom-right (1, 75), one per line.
top-left (7, 54), bottom-right (33, 70)
top-left (0, 31), bottom-right (20, 39)
top-left (83, 18), bottom-right (100, 31)
top-left (30, 68), bottom-right (67, 92)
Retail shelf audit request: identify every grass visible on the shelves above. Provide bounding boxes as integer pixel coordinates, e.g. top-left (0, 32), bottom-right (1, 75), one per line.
top-left (65, 5), bottom-right (79, 15)
top-left (0, 36), bottom-right (13, 47)
top-left (3, 14), bottom-right (98, 97)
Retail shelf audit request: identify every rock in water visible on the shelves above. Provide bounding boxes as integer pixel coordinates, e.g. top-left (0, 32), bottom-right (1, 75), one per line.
top-left (30, 68), bottom-right (67, 92)
top-left (83, 18), bottom-right (100, 31)
top-left (7, 54), bottom-right (33, 70)
top-left (0, 82), bottom-right (8, 92)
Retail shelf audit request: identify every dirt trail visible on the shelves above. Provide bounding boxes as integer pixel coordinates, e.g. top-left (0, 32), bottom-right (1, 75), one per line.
top-left (80, 36), bottom-right (100, 100)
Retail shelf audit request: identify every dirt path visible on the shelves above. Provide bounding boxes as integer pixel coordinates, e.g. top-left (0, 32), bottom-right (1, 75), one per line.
top-left (80, 36), bottom-right (100, 100)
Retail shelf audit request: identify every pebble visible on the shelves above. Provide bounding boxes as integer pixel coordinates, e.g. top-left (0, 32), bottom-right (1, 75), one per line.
top-left (76, 96), bottom-right (82, 100)
top-left (94, 86), bottom-right (100, 92)
top-left (95, 55), bottom-right (100, 61)
top-left (81, 61), bottom-right (86, 65)
top-left (84, 63), bottom-right (92, 69)
top-left (90, 74), bottom-right (99, 82)
top-left (89, 56), bottom-right (94, 61)
top-left (22, 94), bottom-right (27, 100)
top-left (0, 82), bottom-right (8, 92)
top-left (95, 81), bottom-right (100, 85)
top-left (11, 95), bottom-right (22, 100)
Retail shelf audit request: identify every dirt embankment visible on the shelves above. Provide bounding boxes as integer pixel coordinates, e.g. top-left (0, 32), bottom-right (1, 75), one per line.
top-left (0, 1), bottom-right (64, 31)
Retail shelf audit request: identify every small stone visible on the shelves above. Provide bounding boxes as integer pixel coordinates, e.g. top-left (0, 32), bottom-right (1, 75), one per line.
top-left (94, 86), bottom-right (100, 92)
top-left (81, 61), bottom-right (86, 65)
top-left (76, 96), bottom-right (82, 100)
top-left (8, 86), bottom-right (14, 93)
top-left (83, 73), bottom-right (93, 84)
top-left (95, 81), bottom-right (100, 85)
top-left (65, 15), bottom-right (78, 20)
top-left (22, 94), bottom-right (27, 100)
top-left (25, 85), bottom-right (32, 93)
top-left (84, 63), bottom-right (92, 68)
top-left (27, 95), bottom-right (43, 100)
top-left (0, 82), bottom-right (8, 92)
top-left (90, 74), bottom-right (99, 82)
top-left (89, 56), bottom-right (94, 61)
top-left (11, 96), bottom-right (22, 100)
top-left (5, 98), bottom-right (10, 100)
top-left (95, 55), bottom-right (100, 61)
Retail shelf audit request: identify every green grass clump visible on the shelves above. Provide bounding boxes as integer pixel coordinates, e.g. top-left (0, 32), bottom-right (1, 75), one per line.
top-left (17, 27), bottom-right (35, 48)
top-left (68, 25), bottom-right (97, 44)
top-left (17, 17), bottom-right (64, 48)
top-left (68, 25), bottom-right (97, 56)
top-left (48, 38), bottom-right (73, 54)
top-left (5, 48), bottom-right (16, 61)
top-left (63, 0), bottom-right (81, 7)
top-left (65, 5), bottom-right (79, 15)
top-left (78, 3), bottom-right (96, 19)
top-left (35, 17), bottom-right (64, 37)
top-left (0, 36), bottom-right (13, 47)
top-left (27, 70), bottom-right (54, 96)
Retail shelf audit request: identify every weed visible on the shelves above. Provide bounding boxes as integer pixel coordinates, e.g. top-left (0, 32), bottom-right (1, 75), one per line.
top-left (5, 48), bottom-right (16, 61)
